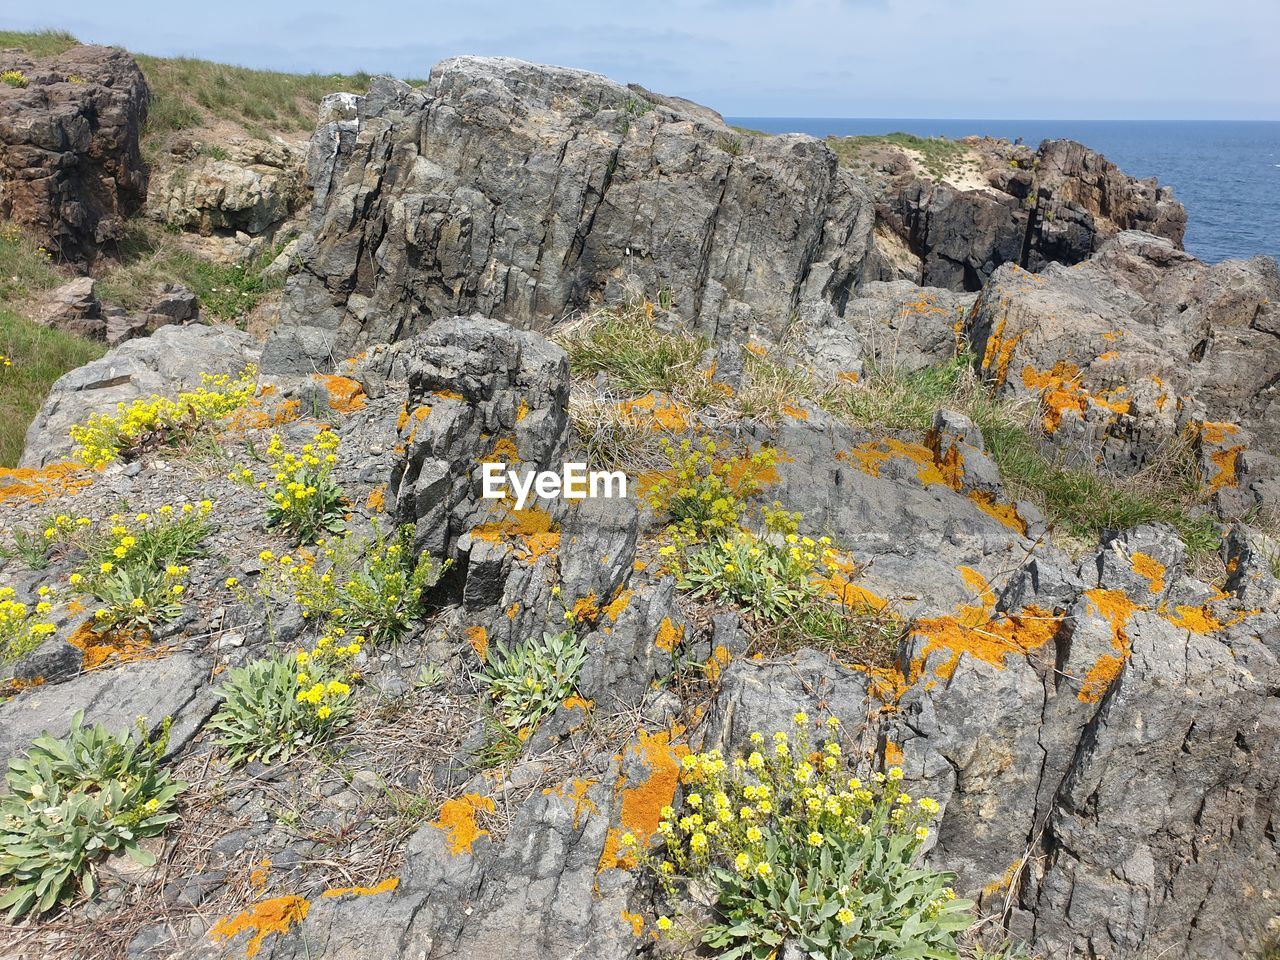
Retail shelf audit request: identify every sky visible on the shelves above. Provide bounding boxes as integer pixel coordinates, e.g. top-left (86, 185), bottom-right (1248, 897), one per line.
top-left (14, 0), bottom-right (1280, 120)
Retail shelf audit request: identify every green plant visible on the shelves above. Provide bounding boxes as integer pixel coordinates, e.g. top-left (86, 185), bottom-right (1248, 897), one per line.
top-left (0, 518), bottom-right (56, 570)
top-left (0, 713), bottom-right (186, 919)
top-left (679, 526), bottom-right (836, 621)
top-left (245, 428), bottom-right (346, 542)
top-left (0, 69), bottom-right (28, 89)
top-left (414, 662), bottom-right (443, 689)
top-left (68, 366), bottom-right (257, 467)
top-left (0, 31), bottom-right (79, 58)
top-left (648, 437), bottom-right (777, 542)
top-left (0, 586), bottom-right (57, 664)
top-left (638, 716), bottom-right (972, 959)
top-left (209, 634), bottom-right (358, 766)
top-left (58, 503), bottom-right (212, 633)
top-left (559, 296), bottom-right (708, 393)
top-left (483, 629), bottom-right (586, 735)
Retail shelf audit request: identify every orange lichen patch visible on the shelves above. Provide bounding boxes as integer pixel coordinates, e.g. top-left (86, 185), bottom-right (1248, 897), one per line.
top-left (434, 389), bottom-right (466, 402)
top-left (616, 393), bottom-right (690, 432)
top-left (505, 601), bottom-right (520, 620)
top-left (1, 675), bottom-right (46, 696)
top-left (1100, 330), bottom-right (1124, 342)
top-left (815, 559), bottom-right (892, 614)
top-left (602, 587), bottom-right (633, 622)
top-left (1097, 351), bottom-right (1119, 362)
top-left (655, 616), bottom-right (684, 653)
top-left (968, 491), bottom-right (1028, 535)
top-left (563, 694), bottom-right (594, 713)
top-left (621, 910), bottom-right (645, 937)
top-left (980, 316), bottom-right (1022, 387)
top-left (365, 485), bottom-right (386, 513)
top-left (780, 402), bottom-right (809, 420)
top-left (956, 566), bottom-right (996, 627)
top-left (466, 626), bottom-right (489, 662)
top-left (931, 439), bottom-right (965, 492)
top-left (470, 507), bottom-right (561, 563)
top-left (842, 438), bottom-right (947, 487)
top-left (320, 877), bottom-right (399, 899)
top-left (248, 858), bottom-right (272, 891)
top-left (516, 399), bottom-right (530, 422)
top-left (837, 370), bottom-right (860, 384)
top-left (571, 593), bottom-right (601, 623)
top-left (67, 621), bottom-right (160, 671)
top-left (1163, 604), bottom-right (1224, 634)
top-left (1021, 362), bottom-right (1088, 433)
top-left (210, 895), bottom-right (310, 959)
top-left (883, 741), bottom-right (904, 766)
top-left (226, 396), bottom-right (301, 432)
top-left (0, 462), bottom-right (92, 505)
top-left (856, 664), bottom-right (909, 707)
top-left (598, 729), bottom-right (689, 872)
top-left (1207, 446), bottom-right (1244, 492)
top-left (432, 793), bottom-right (496, 855)
top-left (489, 436), bottom-right (520, 461)
top-left (543, 777), bottom-right (599, 828)
top-left (632, 560), bottom-right (648, 572)
top-left (314, 374), bottom-right (367, 413)
top-left (396, 404), bottom-right (432, 433)
top-left (1130, 552), bottom-right (1165, 594)
top-left (910, 604), bottom-right (1062, 681)
top-left (744, 342), bottom-right (768, 357)
top-left (704, 644), bottom-right (732, 683)
top-left (982, 860), bottom-right (1022, 899)
top-left (1076, 588), bottom-right (1142, 703)
top-left (722, 450), bottom-right (783, 491)
top-left (1199, 420), bottom-right (1240, 445)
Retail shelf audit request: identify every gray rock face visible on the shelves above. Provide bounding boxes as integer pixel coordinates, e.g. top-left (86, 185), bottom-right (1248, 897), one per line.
top-left (0, 45), bottom-right (149, 266)
top-left (851, 135), bottom-right (1186, 291)
top-left (968, 231), bottom-right (1280, 469)
top-left (265, 57), bottom-right (878, 369)
top-left (39, 277), bottom-right (103, 339)
top-left (20, 323), bottom-right (260, 467)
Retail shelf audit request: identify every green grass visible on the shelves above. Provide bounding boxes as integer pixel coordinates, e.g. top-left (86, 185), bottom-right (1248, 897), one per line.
top-left (0, 307), bottom-right (105, 466)
top-left (560, 297), bottom-right (708, 393)
top-left (828, 132), bottom-right (971, 180)
top-left (98, 222), bottom-right (284, 323)
top-left (0, 30), bottom-right (78, 58)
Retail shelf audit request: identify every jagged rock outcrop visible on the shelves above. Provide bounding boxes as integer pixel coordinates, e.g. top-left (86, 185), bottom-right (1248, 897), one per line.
top-left (0, 44), bottom-right (149, 265)
top-left (263, 56), bottom-right (878, 372)
top-left (147, 136), bottom-right (306, 262)
top-left (966, 231), bottom-right (1280, 502)
top-left (20, 323), bottom-right (259, 467)
top-left (846, 135), bottom-right (1186, 291)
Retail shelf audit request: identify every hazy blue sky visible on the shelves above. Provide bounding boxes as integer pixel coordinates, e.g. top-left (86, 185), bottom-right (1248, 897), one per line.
top-left (16, 1), bottom-right (1280, 119)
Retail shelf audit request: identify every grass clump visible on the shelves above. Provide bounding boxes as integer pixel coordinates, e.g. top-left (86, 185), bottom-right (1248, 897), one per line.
top-left (0, 713), bottom-right (185, 919)
top-left (828, 132), bottom-right (972, 180)
top-left (0, 30), bottom-right (78, 58)
top-left (629, 716), bottom-right (973, 957)
top-left (559, 295), bottom-right (708, 394)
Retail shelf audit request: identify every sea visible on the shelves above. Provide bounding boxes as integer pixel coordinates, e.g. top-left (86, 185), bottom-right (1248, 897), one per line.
top-left (726, 118), bottom-right (1280, 266)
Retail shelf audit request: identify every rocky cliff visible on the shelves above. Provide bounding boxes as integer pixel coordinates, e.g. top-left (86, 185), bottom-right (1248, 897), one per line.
top-left (2, 49), bottom-right (1279, 960)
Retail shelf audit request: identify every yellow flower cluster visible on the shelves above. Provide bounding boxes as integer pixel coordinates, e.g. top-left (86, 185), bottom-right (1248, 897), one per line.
top-left (70, 366), bottom-right (258, 467)
top-left (633, 714), bottom-right (946, 937)
top-left (0, 585), bottom-right (57, 663)
top-left (0, 69), bottom-right (28, 88)
top-left (647, 437), bottom-right (777, 541)
top-left (0, 353), bottom-right (11, 368)
top-left (293, 630), bottom-right (360, 723)
top-left (235, 428), bottom-right (345, 541)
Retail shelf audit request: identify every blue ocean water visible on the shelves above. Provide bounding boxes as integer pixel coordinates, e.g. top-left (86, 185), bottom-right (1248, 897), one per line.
top-left (727, 118), bottom-right (1280, 265)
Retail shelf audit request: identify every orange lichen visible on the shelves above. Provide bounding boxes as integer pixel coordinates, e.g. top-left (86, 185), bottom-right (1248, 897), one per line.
top-left (470, 507), bottom-right (561, 563)
top-left (0, 462), bottom-right (93, 505)
top-left (489, 436), bottom-right (520, 461)
top-left (744, 342), bottom-right (768, 357)
top-left (571, 593), bottom-right (601, 623)
top-left (780, 402), bottom-right (809, 420)
top-left (1208, 446), bottom-right (1244, 492)
top-left (837, 370), bottom-right (860, 384)
top-left (1163, 604), bottom-right (1224, 634)
top-left (210, 895), bottom-right (310, 959)
top-left (320, 877), bottom-right (399, 899)
top-left (655, 616), bottom-right (683, 653)
top-left (505, 601), bottom-right (520, 619)
top-left (722, 450), bottom-right (783, 491)
top-left (855, 664), bottom-right (909, 707)
top-left (516, 399), bottom-right (530, 422)
top-left (432, 793), bottom-right (495, 855)
top-left (434, 389), bottom-right (466, 402)
top-left (543, 777), bottom-right (599, 828)
top-left (1130, 552), bottom-right (1165, 594)
top-left (883, 741), bottom-right (904, 766)
top-left (1199, 420), bottom-right (1239, 445)
top-left (1100, 330), bottom-right (1124, 342)
top-left (910, 604), bottom-right (1061, 680)
top-left (598, 729), bottom-right (689, 872)
top-left (842, 438), bottom-right (947, 487)
top-left (466, 626), bottom-right (489, 661)
top-left (248, 858), bottom-right (272, 891)
top-left (956, 566), bottom-right (996, 627)
top-left (969, 491), bottom-right (1028, 535)
top-left (615, 393), bottom-right (690, 432)
top-left (980, 316), bottom-right (1022, 387)
top-left (365, 485), bottom-right (386, 513)
top-left (1076, 588), bottom-right (1142, 703)
top-left (704, 644), bottom-right (732, 682)
top-left (603, 587), bottom-right (634, 622)
top-left (982, 860), bottom-right (1022, 899)
top-left (314, 374), bottom-right (367, 413)
top-left (621, 910), bottom-right (645, 937)
top-left (396, 404), bottom-right (432, 433)
top-left (1097, 351), bottom-right (1119, 362)
top-left (67, 621), bottom-right (160, 671)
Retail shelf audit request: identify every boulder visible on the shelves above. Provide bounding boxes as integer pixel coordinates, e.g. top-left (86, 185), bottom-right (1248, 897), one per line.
top-left (39, 276), bottom-right (103, 339)
top-left (19, 323), bottom-right (260, 467)
top-left (265, 57), bottom-right (878, 369)
top-left (0, 44), bottom-right (148, 265)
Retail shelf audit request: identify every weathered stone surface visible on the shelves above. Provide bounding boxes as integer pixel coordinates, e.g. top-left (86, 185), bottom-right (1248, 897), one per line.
top-left (20, 323), bottom-right (260, 467)
top-left (848, 135), bottom-right (1186, 291)
top-left (39, 276), bottom-right (103, 339)
top-left (265, 57), bottom-right (877, 368)
top-left (968, 231), bottom-right (1280, 470)
top-left (147, 137), bottom-right (305, 239)
top-left (0, 44), bottom-right (148, 265)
